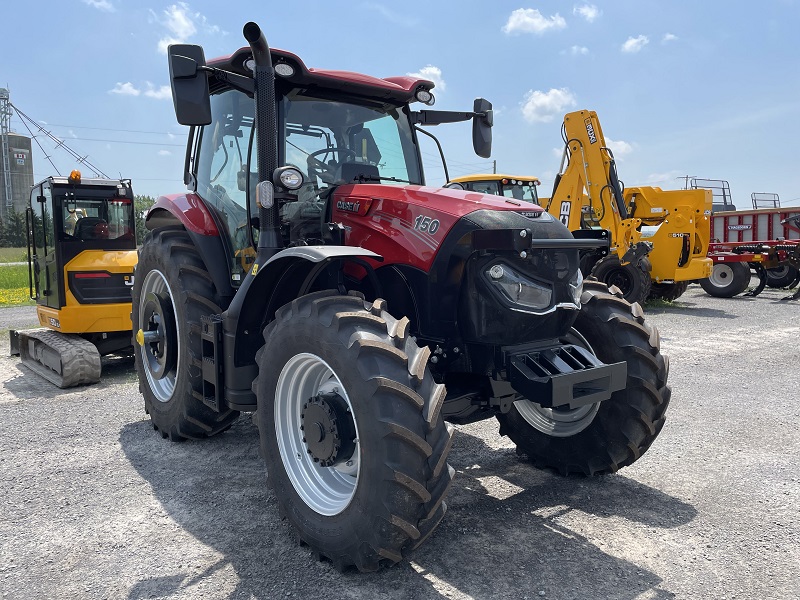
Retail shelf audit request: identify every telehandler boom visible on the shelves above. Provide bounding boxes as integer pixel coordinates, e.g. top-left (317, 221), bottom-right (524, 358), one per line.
top-left (545, 110), bottom-right (712, 302)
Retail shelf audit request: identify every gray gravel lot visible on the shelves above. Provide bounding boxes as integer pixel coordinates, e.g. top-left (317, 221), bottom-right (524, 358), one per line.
top-left (1, 285), bottom-right (798, 599)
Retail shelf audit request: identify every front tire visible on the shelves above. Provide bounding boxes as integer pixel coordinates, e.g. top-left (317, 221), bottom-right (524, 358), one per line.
top-left (255, 291), bottom-right (454, 572)
top-left (590, 254), bottom-right (652, 305)
top-left (700, 261), bottom-right (751, 298)
top-left (497, 280), bottom-right (671, 475)
top-left (648, 280), bottom-right (689, 302)
top-left (132, 227), bottom-right (238, 440)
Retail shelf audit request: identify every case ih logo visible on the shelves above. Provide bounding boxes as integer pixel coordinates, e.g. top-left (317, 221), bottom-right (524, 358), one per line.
top-left (727, 224), bottom-right (752, 231)
top-left (584, 118), bottom-right (598, 144)
top-left (336, 200), bottom-right (361, 213)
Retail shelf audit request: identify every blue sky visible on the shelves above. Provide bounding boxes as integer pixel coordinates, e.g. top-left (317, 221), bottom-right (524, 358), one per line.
top-left (3, 1), bottom-right (800, 207)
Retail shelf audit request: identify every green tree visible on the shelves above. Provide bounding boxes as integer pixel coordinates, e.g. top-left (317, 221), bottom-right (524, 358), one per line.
top-left (2, 209), bottom-right (27, 248)
top-left (134, 195), bottom-right (156, 245)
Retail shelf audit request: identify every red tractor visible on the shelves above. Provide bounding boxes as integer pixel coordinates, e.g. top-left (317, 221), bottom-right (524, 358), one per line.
top-left (133, 22), bottom-right (671, 572)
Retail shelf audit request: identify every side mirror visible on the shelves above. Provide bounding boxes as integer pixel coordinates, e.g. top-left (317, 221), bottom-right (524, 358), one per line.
top-left (472, 98), bottom-right (493, 159)
top-left (168, 44), bottom-right (212, 126)
top-left (443, 182), bottom-right (464, 190)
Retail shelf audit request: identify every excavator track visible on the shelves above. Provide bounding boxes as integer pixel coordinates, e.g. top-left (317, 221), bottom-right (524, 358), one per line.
top-left (16, 329), bottom-right (101, 388)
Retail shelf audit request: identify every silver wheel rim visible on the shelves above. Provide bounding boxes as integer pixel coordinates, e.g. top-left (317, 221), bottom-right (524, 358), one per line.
top-left (138, 269), bottom-right (179, 403)
top-left (709, 264), bottom-right (735, 287)
top-left (513, 329), bottom-right (601, 437)
top-left (275, 353), bottom-right (360, 516)
top-left (767, 265), bottom-right (789, 278)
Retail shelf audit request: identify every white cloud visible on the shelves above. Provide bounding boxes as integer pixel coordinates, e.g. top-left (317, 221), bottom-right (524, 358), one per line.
top-left (570, 45), bottom-right (589, 55)
top-left (521, 88), bottom-right (577, 123)
top-left (144, 83), bottom-right (172, 100)
top-left (361, 3), bottom-right (419, 27)
top-left (605, 138), bottom-right (633, 158)
top-left (158, 150), bottom-right (172, 156)
top-left (109, 82), bottom-right (140, 96)
top-left (621, 35), bottom-right (649, 53)
top-left (662, 33), bottom-right (678, 43)
top-left (573, 4), bottom-right (601, 22)
top-left (407, 65), bottom-right (446, 92)
top-left (645, 170), bottom-right (685, 185)
top-left (502, 9), bottom-right (566, 35)
top-left (82, 0), bottom-right (114, 12)
top-left (149, 2), bottom-right (222, 54)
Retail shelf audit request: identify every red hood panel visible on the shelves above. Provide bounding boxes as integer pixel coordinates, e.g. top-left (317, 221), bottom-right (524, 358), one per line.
top-left (334, 184), bottom-right (542, 218)
top-left (332, 184), bottom-right (544, 271)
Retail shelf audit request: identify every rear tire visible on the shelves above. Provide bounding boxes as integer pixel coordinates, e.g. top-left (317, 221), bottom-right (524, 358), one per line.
top-left (590, 254), bottom-right (652, 305)
top-left (765, 265), bottom-right (798, 288)
top-left (648, 281), bottom-right (689, 302)
top-left (255, 291), bottom-right (454, 572)
top-left (132, 227), bottom-right (238, 441)
top-left (700, 261), bottom-right (751, 298)
top-left (497, 280), bottom-right (670, 475)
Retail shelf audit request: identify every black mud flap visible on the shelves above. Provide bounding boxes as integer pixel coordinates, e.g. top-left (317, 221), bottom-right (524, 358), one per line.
top-left (507, 344), bottom-right (627, 410)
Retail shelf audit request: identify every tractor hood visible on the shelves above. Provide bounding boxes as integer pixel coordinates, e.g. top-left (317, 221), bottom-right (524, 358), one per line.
top-left (333, 183), bottom-right (545, 220)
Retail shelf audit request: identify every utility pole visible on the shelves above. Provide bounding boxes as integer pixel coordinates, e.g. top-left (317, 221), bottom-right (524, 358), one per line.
top-left (493, 159), bottom-right (496, 174)
top-left (677, 175), bottom-right (695, 190)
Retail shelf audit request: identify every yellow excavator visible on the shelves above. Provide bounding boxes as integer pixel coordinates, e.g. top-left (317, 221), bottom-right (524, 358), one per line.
top-left (10, 170), bottom-right (137, 387)
top-left (450, 110), bottom-right (713, 303)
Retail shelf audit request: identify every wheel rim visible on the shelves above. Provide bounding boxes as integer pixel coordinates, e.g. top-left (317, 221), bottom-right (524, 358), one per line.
top-left (138, 269), bottom-right (180, 403)
top-left (603, 267), bottom-right (634, 296)
top-left (513, 329), bottom-right (601, 437)
top-left (275, 353), bottom-right (360, 516)
top-left (767, 265), bottom-right (789, 279)
top-left (708, 264), bottom-right (734, 287)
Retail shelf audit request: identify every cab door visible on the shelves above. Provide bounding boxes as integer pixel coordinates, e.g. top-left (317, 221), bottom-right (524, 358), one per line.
top-left (29, 184), bottom-right (59, 309)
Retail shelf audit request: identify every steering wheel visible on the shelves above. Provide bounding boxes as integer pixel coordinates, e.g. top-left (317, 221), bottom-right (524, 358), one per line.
top-left (307, 147), bottom-right (356, 184)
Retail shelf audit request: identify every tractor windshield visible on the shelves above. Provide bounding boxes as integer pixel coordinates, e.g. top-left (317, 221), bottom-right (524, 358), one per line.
top-left (281, 91), bottom-right (422, 192)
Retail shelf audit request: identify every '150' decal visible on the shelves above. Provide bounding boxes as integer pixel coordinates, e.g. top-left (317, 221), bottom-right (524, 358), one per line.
top-left (413, 215), bottom-right (440, 235)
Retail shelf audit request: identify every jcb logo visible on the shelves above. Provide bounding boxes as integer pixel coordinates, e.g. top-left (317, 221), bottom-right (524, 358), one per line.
top-left (585, 118), bottom-right (597, 144)
top-left (559, 201), bottom-right (571, 225)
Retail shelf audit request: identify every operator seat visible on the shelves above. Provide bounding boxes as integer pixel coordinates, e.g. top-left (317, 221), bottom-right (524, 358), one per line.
top-left (74, 217), bottom-right (108, 241)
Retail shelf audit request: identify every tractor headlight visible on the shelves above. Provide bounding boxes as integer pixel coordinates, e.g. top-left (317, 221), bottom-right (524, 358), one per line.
top-left (485, 263), bottom-right (552, 310)
top-left (273, 166), bottom-right (304, 190)
top-left (569, 268), bottom-right (584, 305)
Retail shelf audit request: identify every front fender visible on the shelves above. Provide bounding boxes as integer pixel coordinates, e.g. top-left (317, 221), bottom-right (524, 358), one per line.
top-left (224, 246), bottom-right (382, 366)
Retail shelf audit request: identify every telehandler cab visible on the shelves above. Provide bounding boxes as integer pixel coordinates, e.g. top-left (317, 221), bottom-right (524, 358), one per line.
top-left (133, 22), bottom-right (671, 571)
top-left (10, 171), bottom-right (136, 387)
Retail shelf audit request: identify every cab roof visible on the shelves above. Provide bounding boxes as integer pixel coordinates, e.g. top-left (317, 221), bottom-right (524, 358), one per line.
top-left (208, 47), bottom-right (434, 104)
top-left (451, 174), bottom-right (541, 184)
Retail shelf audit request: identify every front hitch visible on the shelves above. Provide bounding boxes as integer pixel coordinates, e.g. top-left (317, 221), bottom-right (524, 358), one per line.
top-left (506, 344), bottom-right (627, 410)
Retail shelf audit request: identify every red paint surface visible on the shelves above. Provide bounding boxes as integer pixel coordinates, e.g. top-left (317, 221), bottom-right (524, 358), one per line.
top-left (333, 184), bottom-right (542, 271)
top-left (150, 193), bottom-right (219, 236)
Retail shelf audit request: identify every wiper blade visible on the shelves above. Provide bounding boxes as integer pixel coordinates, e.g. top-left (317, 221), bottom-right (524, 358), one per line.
top-left (353, 174), bottom-right (414, 184)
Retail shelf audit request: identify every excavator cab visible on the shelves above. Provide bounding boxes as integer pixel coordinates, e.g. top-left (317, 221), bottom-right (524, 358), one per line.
top-left (12, 171), bottom-right (138, 387)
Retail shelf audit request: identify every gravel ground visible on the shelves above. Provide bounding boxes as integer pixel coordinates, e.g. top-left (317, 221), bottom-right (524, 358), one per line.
top-left (0, 285), bottom-right (798, 599)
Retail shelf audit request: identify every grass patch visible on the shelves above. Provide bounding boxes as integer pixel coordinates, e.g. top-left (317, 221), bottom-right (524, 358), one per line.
top-left (0, 264), bottom-right (33, 307)
top-left (0, 247), bottom-right (27, 263)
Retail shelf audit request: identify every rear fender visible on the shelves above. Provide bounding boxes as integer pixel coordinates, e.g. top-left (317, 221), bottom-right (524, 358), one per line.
top-left (145, 195), bottom-right (235, 301)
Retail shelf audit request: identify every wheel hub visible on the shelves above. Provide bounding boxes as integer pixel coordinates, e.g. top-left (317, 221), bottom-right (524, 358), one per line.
top-left (141, 291), bottom-right (177, 380)
top-left (301, 392), bottom-right (356, 468)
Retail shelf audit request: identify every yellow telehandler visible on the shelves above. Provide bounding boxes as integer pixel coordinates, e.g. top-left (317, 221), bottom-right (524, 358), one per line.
top-left (451, 109), bottom-right (713, 303)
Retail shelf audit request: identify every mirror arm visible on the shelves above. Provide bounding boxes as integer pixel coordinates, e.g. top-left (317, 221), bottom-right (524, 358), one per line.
top-left (199, 66), bottom-right (255, 94)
